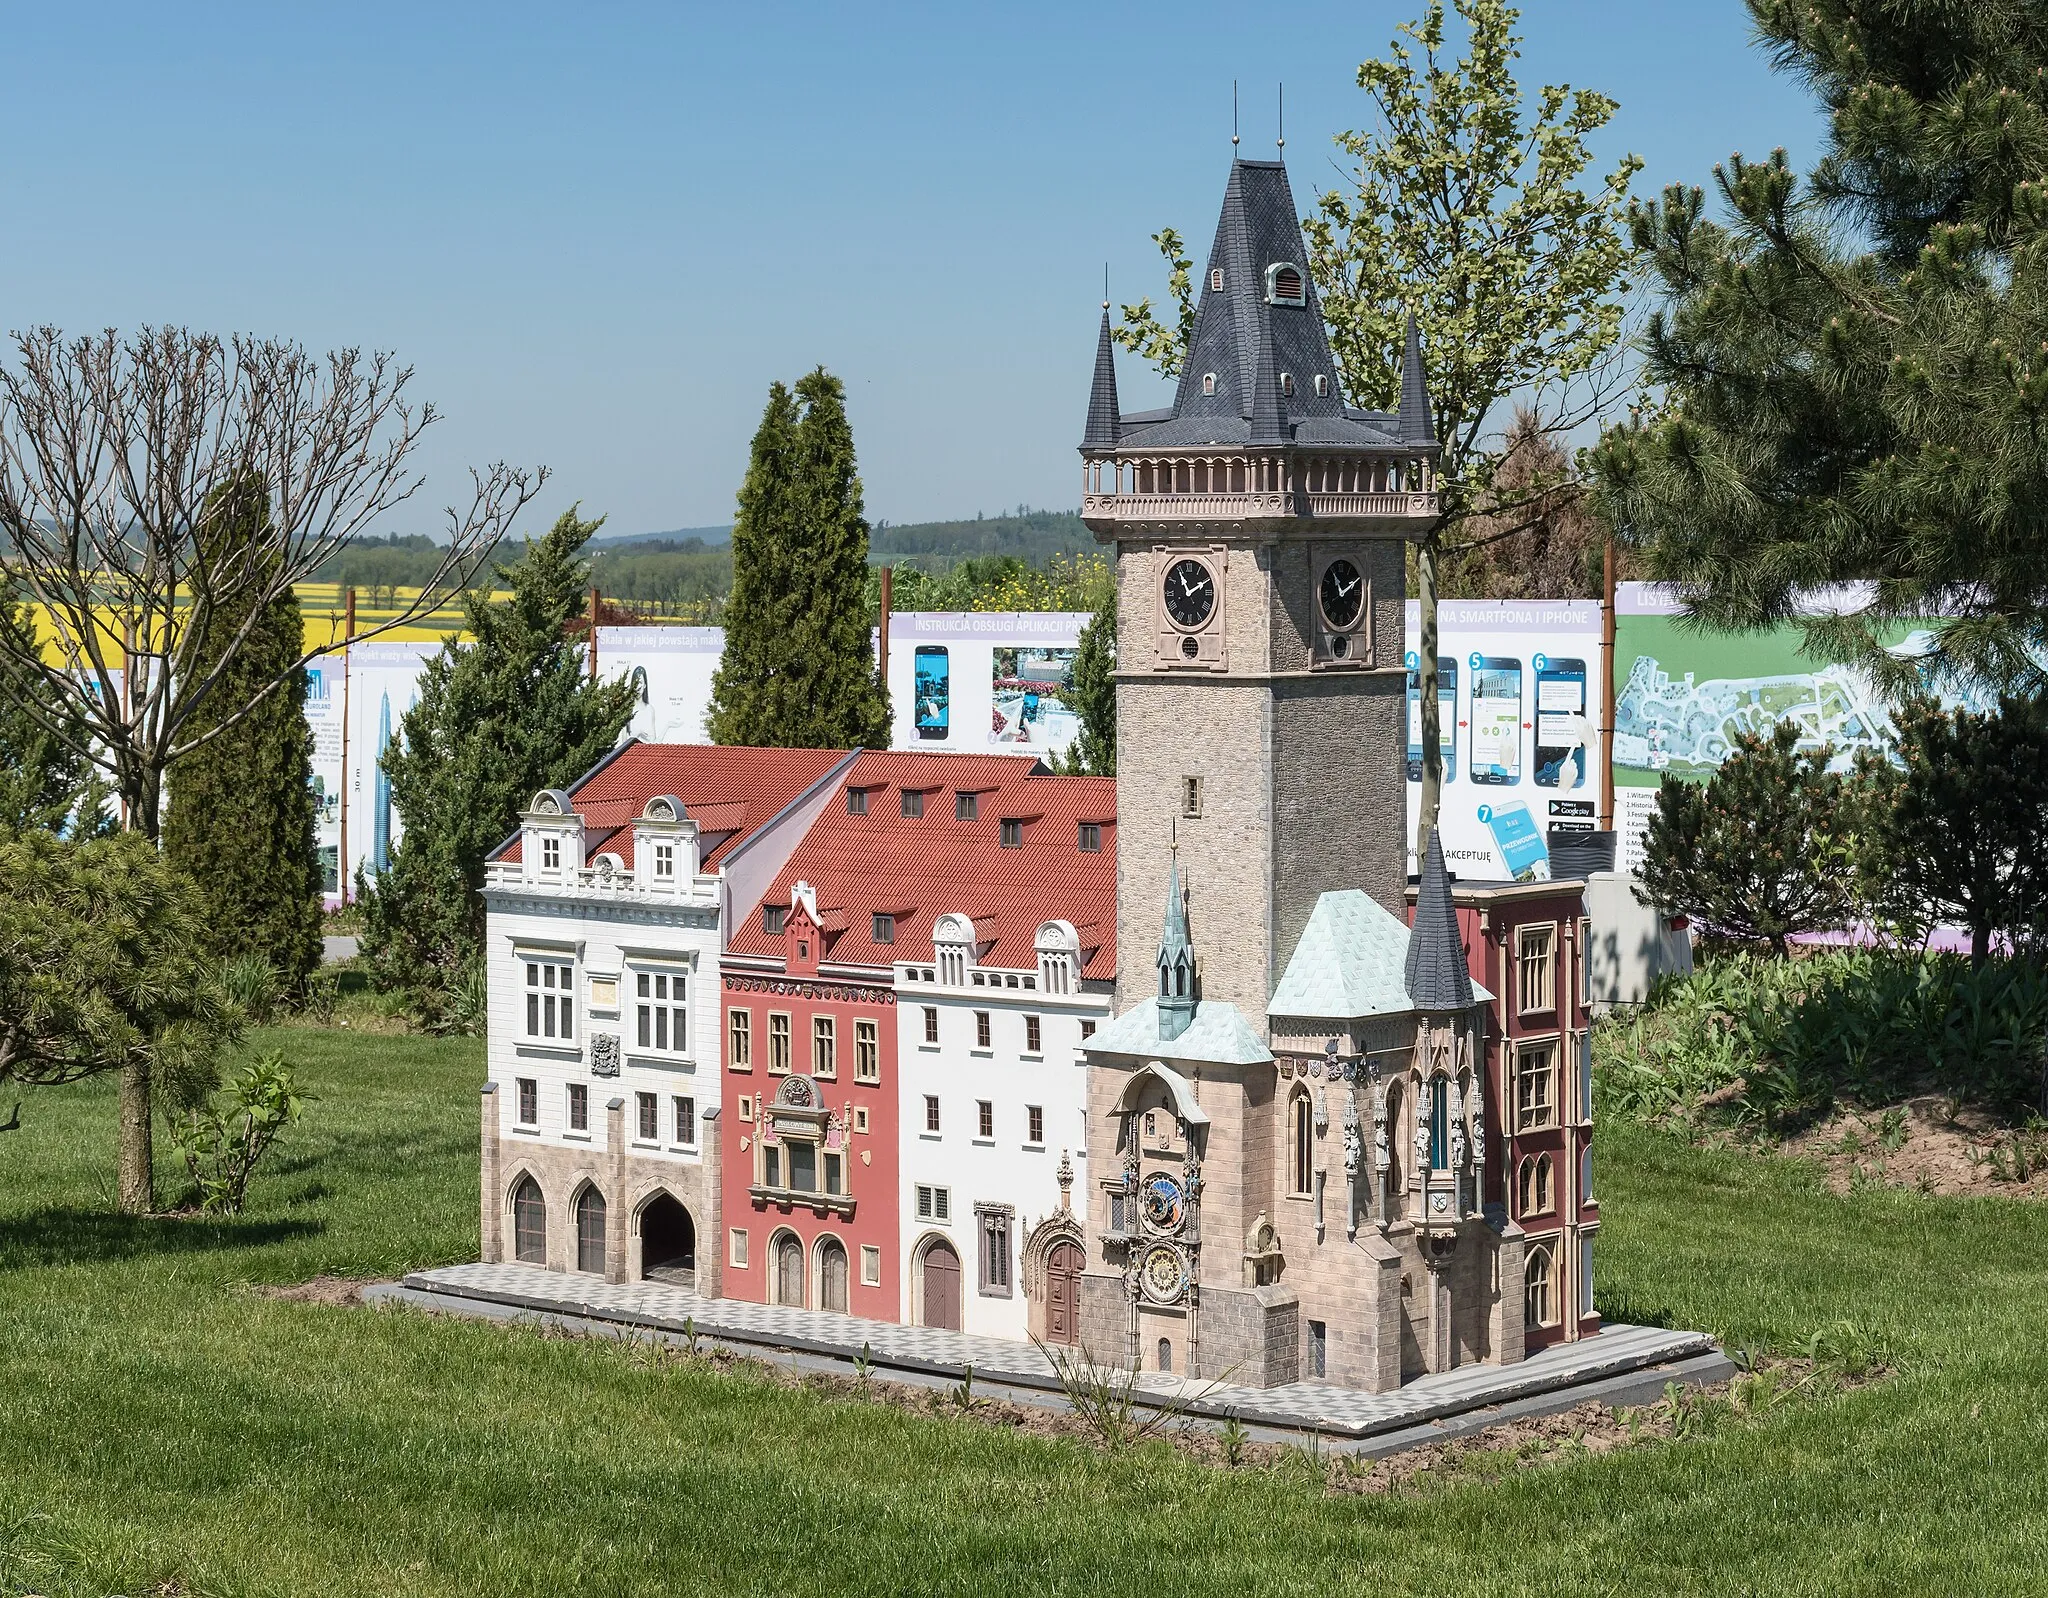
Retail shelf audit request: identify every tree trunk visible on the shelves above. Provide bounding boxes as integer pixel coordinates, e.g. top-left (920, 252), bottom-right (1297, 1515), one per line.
top-left (118, 756), bottom-right (162, 1211)
top-left (1415, 532), bottom-right (1443, 867)
top-left (1972, 918), bottom-right (1991, 968)
top-left (118, 1055), bottom-right (153, 1213)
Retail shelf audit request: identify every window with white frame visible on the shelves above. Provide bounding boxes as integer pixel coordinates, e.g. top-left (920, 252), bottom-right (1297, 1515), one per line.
top-left (855, 1019), bottom-right (879, 1083)
top-left (729, 1008), bottom-right (752, 1071)
top-left (861, 1244), bottom-right (881, 1286)
top-left (1518, 924), bottom-right (1556, 1014)
top-left (730, 1228), bottom-right (749, 1267)
top-left (652, 841), bottom-right (676, 881)
top-left (1516, 1042), bottom-right (1558, 1131)
top-left (634, 967), bottom-right (687, 1055)
top-left (541, 835), bottom-right (561, 871)
top-left (916, 1184), bottom-right (951, 1222)
top-left (813, 1015), bottom-right (836, 1078)
top-left (523, 958), bottom-right (575, 1042)
top-left (767, 1013), bottom-right (791, 1073)
top-left (674, 1095), bottom-right (696, 1146)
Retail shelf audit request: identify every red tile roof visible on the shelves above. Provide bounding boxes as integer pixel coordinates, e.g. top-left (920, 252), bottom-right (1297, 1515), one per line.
top-left (494, 743), bottom-right (850, 871)
top-left (728, 749), bottom-right (1118, 980)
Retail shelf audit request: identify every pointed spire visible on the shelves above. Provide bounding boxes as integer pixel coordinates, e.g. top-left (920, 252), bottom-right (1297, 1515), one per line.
top-left (1082, 307), bottom-right (1121, 450)
top-left (1156, 851), bottom-right (1198, 1042)
top-left (1248, 312), bottom-right (1286, 446)
top-left (1405, 828), bottom-right (1473, 1010)
top-left (1398, 310), bottom-right (1436, 448)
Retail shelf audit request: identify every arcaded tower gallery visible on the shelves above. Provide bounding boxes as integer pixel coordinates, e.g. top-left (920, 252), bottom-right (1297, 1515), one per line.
top-left (1077, 154), bottom-right (1528, 1390)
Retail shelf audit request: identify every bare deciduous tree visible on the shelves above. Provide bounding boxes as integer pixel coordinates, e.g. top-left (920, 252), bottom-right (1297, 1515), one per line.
top-left (0, 325), bottom-right (544, 1211)
top-left (0, 325), bottom-right (546, 842)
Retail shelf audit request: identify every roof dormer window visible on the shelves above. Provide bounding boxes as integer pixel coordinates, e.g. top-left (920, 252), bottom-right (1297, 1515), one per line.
top-left (1202, 372), bottom-right (1217, 396)
top-left (1313, 374), bottom-right (1330, 397)
top-left (1209, 267), bottom-right (1224, 293)
top-left (1281, 373), bottom-right (1295, 397)
top-left (542, 836), bottom-right (561, 871)
top-left (1265, 263), bottom-right (1305, 306)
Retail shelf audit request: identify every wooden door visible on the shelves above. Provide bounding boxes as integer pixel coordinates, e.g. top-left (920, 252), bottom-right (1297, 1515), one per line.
top-left (819, 1240), bottom-right (849, 1314)
top-left (922, 1240), bottom-right (961, 1330)
top-left (1045, 1239), bottom-right (1082, 1345)
top-left (776, 1235), bottom-right (804, 1307)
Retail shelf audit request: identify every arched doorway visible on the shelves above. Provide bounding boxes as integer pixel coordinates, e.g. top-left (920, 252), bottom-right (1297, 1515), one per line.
top-left (640, 1192), bottom-right (695, 1286)
top-left (816, 1237), bottom-right (849, 1314)
top-left (774, 1231), bottom-right (805, 1307)
top-left (1044, 1237), bottom-right (1083, 1345)
top-left (921, 1237), bottom-right (961, 1330)
top-left (512, 1176), bottom-right (546, 1265)
top-left (574, 1185), bottom-right (608, 1275)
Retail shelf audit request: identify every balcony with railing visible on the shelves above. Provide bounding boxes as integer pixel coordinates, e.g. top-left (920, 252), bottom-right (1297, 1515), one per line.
top-left (1080, 451), bottom-right (1439, 531)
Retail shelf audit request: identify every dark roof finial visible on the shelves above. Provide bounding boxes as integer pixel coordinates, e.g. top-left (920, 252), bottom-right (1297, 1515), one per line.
top-left (1399, 310), bottom-right (1437, 448)
top-left (1232, 79), bottom-right (1239, 152)
top-left (1082, 303), bottom-right (1120, 450)
top-left (1405, 827), bottom-right (1473, 1010)
top-left (1277, 82), bottom-right (1285, 154)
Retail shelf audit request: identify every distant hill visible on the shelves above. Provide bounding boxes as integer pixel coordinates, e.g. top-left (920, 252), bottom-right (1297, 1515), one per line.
top-left (592, 524), bottom-right (731, 549)
top-left (295, 509), bottom-right (1091, 619)
top-left (870, 509), bottom-right (1091, 570)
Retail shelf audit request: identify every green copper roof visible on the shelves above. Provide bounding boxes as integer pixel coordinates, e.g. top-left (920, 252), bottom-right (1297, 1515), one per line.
top-left (1084, 996), bottom-right (1274, 1067)
top-left (1270, 887), bottom-right (1491, 1022)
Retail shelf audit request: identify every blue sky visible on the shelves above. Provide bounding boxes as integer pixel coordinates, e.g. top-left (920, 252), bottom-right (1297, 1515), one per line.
top-left (0, 3), bottom-right (1822, 536)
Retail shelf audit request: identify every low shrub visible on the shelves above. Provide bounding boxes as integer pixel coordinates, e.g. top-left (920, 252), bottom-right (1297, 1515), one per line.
top-left (1594, 950), bottom-right (2048, 1132)
top-left (220, 953), bottom-right (282, 1023)
top-left (173, 1049), bottom-right (312, 1214)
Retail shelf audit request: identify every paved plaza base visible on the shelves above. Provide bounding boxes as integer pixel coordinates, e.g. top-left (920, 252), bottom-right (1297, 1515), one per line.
top-left (380, 1261), bottom-right (1731, 1453)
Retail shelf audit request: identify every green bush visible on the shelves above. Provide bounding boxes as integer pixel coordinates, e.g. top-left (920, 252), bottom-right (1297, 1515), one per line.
top-left (1594, 949), bottom-right (2048, 1131)
top-left (172, 1049), bottom-right (311, 1214)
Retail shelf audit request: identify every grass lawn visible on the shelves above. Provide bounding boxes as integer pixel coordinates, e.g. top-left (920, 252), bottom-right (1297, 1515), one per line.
top-left (5, 1029), bottom-right (2048, 1597)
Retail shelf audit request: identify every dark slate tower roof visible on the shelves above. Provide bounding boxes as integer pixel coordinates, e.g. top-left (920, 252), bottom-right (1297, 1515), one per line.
top-left (1156, 853), bottom-right (1198, 1042)
top-left (1405, 829), bottom-right (1474, 1010)
top-left (1082, 308), bottom-right (1121, 450)
top-left (1086, 158), bottom-right (1433, 454)
top-left (1399, 311), bottom-right (1436, 447)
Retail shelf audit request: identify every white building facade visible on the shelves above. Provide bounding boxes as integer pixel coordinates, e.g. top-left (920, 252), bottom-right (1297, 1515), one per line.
top-left (477, 746), bottom-right (853, 1292)
top-left (894, 914), bottom-right (1112, 1341)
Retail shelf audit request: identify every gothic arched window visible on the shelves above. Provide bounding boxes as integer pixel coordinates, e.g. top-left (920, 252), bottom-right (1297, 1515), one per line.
top-left (1290, 1087), bottom-right (1313, 1196)
top-left (1525, 1244), bottom-right (1555, 1329)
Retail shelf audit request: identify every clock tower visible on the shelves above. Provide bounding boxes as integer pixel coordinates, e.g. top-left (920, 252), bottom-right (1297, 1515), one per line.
top-left (1080, 155), bottom-right (1439, 1034)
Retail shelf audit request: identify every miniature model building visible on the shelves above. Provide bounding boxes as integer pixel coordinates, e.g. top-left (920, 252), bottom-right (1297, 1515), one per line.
top-left (1076, 153), bottom-right (1543, 1390)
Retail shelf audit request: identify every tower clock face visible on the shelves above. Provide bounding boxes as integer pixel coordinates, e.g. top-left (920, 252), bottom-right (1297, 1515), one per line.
top-left (1319, 557), bottom-right (1364, 630)
top-left (1163, 558), bottom-right (1216, 629)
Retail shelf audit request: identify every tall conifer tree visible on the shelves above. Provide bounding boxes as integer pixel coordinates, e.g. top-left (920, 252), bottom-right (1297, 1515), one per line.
top-left (164, 478), bottom-right (322, 988)
top-left (358, 508), bottom-right (637, 993)
top-left (708, 369), bottom-right (891, 748)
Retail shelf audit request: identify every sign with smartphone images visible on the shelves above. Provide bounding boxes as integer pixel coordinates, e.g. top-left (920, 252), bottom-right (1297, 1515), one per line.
top-left (1402, 601), bottom-right (1603, 881)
